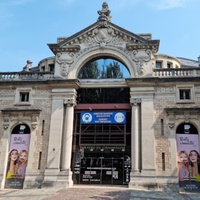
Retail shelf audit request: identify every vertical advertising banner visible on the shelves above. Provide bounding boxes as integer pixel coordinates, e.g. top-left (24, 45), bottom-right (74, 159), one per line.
top-left (5, 124), bottom-right (30, 189)
top-left (176, 133), bottom-right (200, 191)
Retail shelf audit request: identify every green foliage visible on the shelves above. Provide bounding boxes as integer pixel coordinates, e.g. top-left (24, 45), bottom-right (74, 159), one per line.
top-left (78, 58), bottom-right (129, 79)
top-left (78, 61), bottom-right (100, 79)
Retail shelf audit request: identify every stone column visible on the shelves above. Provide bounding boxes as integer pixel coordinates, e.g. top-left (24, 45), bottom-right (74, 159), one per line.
top-left (130, 98), bottom-right (141, 173)
top-left (61, 98), bottom-right (76, 171)
top-left (0, 115), bottom-right (10, 189)
top-left (43, 89), bottom-right (76, 188)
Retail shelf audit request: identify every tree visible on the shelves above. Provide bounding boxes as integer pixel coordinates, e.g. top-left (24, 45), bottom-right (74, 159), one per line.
top-left (104, 61), bottom-right (123, 78)
top-left (78, 61), bottom-right (100, 79)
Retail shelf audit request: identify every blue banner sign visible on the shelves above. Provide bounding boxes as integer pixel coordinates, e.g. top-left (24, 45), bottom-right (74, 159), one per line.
top-left (80, 112), bottom-right (126, 124)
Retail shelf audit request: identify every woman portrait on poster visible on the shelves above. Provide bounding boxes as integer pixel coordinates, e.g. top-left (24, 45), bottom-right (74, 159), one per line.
top-left (188, 150), bottom-right (200, 180)
top-left (177, 150), bottom-right (189, 181)
top-left (6, 149), bottom-right (19, 179)
top-left (17, 150), bottom-right (28, 179)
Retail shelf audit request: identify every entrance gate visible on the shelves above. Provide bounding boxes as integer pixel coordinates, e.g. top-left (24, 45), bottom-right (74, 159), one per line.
top-left (72, 106), bottom-right (131, 185)
top-left (80, 157), bottom-right (124, 185)
top-left (73, 152), bottom-right (131, 185)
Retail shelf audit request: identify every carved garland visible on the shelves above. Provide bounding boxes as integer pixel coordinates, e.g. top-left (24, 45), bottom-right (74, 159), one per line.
top-left (2, 110), bottom-right (40, 130)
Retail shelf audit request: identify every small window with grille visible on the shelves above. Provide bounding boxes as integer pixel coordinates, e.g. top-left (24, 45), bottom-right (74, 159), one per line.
top-left (176, 85), bottom-right (194, 103)
top-left (15, 88), bottom-right (32, 105)
top-left (179, 89), bottom-right (190, 100)
top-left (20, 92), bottom-right (29, 102)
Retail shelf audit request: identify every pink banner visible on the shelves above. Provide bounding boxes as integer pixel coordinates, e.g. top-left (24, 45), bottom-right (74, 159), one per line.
top-left (5, 125), bottom-right (30, 189)
top-left (176, 134), bottom-right (200, 186)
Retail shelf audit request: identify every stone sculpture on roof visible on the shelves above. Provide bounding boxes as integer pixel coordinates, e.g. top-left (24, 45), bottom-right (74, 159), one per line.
top-left (97, 2), bottom-right (111, 21)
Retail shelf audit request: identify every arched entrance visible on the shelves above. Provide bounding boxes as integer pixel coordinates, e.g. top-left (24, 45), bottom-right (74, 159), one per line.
top-left (176, 122), bottom-right (200, 192)
top-left (4, 124), bottom-right (31, 189)
top-left (71, 56), bottom-right (131, 185)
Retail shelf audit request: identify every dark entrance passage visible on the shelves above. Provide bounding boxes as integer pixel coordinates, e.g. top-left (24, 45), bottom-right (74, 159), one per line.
top-left (72, 148), bottom-right (131, 185)
top-left (71, 103), bottom-right (131, 185)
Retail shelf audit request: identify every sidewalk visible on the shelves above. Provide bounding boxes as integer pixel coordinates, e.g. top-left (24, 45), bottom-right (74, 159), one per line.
top-left (0, 186), bottom-right (200, 200)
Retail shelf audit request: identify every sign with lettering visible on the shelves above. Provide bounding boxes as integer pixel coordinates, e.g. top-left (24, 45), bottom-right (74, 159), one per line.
top-left (176, 133), bottom-right (200, 192)
top-left (4, 124), bottom-right (30, 189)
top-left (80, 112), bottom-right (126, 124)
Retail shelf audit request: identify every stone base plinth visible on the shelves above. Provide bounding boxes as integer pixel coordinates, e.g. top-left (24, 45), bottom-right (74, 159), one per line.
top-left (42, 169), bottom-right (73, 188)
top-left (129, 169), bottom-right (178, 192)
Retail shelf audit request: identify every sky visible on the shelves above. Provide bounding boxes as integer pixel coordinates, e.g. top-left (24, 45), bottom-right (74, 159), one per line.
top-left (0, 0), bottom-right (199, 72)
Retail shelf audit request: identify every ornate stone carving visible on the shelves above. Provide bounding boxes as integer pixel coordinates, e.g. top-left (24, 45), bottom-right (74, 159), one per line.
top-left (31, 114), bottom-right (39, 129)
top-left (3, 114), bottom-right (10, 129)
top-left (130, 98), bottom-right (142, 106)
top-left (131, 49), bottom-right (152, 75)
top-left (1, 109), bottom-right (40, 131)
top-left (64, 98), bottom-right (76, 107)
top-left (167, 112), bottom-right (175, 128)
top-left (97, 2), bottom-right (111, 23)
top-left (56, 52), bottom-right (75, 77)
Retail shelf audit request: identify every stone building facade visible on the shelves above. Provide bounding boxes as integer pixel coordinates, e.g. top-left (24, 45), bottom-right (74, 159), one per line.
top-left (0, 2), bottom-right (200, 191)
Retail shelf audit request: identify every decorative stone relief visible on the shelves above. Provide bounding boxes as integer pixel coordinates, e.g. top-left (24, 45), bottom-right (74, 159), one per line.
top-left (2, 110), bottom-right (40, 130)
top-left (31, 114), bottom-right (39, 129)
top-left (56, 52), bottom-right (75, 77)
top-left (64, 98), bottom-right (76, 107)
top-left (130, 98), bottom-right (142, 106)
top-left (97, 2), bottom-right (111, 26)
top-left (131, 49), bottom-right (152, 76)
top-left (2, 114), bottom-right (10, 130)
top-left (167, 112), bottom-right (175, 128)
top-left (91, 28), bottom-right (114, 49)
top-left (176, 112), bottom-right (199, 122)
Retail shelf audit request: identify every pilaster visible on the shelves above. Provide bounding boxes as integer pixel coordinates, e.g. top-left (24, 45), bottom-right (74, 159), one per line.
top-left (42, 89), bottom-right (76, 188)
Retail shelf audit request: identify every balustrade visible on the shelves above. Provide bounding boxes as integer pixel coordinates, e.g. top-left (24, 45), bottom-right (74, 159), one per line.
top-left (0, 72), bottom-right (54, 81)
top-left (153, 68), bottom-right (199, 77)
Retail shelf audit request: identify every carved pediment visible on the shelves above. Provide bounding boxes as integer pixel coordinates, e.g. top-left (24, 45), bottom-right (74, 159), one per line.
top-left (48, 22), bottom-right (159, 54)
top-left (48, 2), bottom-right (160, 78)
top-left (48, 0), bottom-right (159, 55)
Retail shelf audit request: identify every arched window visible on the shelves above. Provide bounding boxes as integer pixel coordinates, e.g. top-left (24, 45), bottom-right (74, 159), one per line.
top-left (176, 123), bottom-right (198, 134)
top-left (78, 57), bottom-right (130, 79)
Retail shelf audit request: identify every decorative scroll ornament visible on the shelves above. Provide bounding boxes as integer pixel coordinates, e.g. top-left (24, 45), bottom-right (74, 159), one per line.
top-left (167, 112), bottom-right (175, 128)
top-left (56, 52), bottom-right (75, 77)
top-left (64, 98), bottom-right (76, 107)
top-left (131, 49), bottom-right (152, 76)
top-left (130, 98), bottom-right (142, 106)
top-left (2, 114), bottom-right (9, 129)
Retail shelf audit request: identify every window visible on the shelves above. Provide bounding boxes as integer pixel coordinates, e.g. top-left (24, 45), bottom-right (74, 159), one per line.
top-left (176, 123), bottom-right (198, 134)
top-left (49, 64), bottom-right (54, 72)
top-left (176, 85), bottom-right (194, 103)
top-left (41, 66), bottom-right (45, 72)
top-left (15, 88), bottom-right (32, 105)
top-left (20, 92), bottom-right (29, 102)
top-left (179, 89), bottom-right (190, 100)
top-left (78, 57), bottom-right (130, 79)
top-left (156, 61), bottom-right (162, 69)
top-left (77, 88), bottom-right (130, 104)
top-left (167, 62), bottom-right (172, 69)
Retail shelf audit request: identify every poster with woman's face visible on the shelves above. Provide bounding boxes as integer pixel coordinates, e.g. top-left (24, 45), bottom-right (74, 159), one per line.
top-left (4, 124), bottom-right (30, 189)
top-left (176, 133), bottom-right (200, 192)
